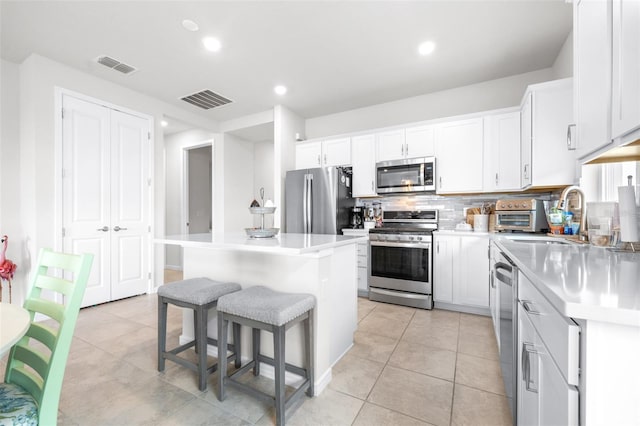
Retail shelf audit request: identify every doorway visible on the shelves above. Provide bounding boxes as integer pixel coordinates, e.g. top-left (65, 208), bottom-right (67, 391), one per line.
top-left (184, 145), bottom-right (213, 235)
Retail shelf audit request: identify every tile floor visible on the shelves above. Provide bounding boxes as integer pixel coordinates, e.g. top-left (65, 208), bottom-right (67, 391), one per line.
top-left (1, 274), bottom-right (511, 425)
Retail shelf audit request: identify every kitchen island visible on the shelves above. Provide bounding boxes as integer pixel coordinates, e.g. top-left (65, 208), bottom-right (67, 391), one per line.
top-left (494, 237), bottom-right (640, 425)
top-left (156, 232), bottom-right (367, 395)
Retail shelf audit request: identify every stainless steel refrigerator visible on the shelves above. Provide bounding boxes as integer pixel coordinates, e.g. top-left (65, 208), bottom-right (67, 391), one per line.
top-left (285, 167), bottom-right (354, 234)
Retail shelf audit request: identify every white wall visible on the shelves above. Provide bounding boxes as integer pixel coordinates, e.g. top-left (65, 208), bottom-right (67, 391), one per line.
top-left (222, 133), bottom-right (254, 231)
top-left (552, 30), bottom-right (574, 79)
top-left (164, 129), bottom-right (215, 269)
top-left (253, 141), bottom-right (275, 228)
top-left (0, 59), bottom-right (26, 302)
top-left (305, 68), bottom-right (554, 139)
top-left (15, 54), bottom-right (218, 297)
top-left (274, 105), bottom-right (305, 228)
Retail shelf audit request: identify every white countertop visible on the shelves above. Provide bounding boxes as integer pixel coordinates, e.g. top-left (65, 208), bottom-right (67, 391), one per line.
top-left (156, 232), bottom-right (367, 255)
top-left (435, 230), bottom-right (491, 236)
top-left (494, 237), bottom-right (640, 326)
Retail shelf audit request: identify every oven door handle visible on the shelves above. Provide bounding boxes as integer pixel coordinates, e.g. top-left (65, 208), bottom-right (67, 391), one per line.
top-left (370, 241), bottom-right (431, 249)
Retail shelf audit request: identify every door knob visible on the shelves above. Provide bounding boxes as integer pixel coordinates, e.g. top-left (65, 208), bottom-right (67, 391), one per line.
top-left (97, 226), bottom-right (109, 232)
top-left (113, 226), bottom-right (128, 232)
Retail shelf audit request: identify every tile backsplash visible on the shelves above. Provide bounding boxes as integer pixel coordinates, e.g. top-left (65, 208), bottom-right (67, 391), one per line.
top-left (358, 192), bottom-right (558, 230)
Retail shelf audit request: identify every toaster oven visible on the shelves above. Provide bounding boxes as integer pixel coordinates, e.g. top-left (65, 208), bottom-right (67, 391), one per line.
top-left (494, 199), bottom-right (549, 233)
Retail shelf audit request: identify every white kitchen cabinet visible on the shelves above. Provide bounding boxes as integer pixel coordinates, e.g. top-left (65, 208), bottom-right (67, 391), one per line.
top-left (351, 134), bottom-right (377, 197)
top-left (435, 118), bottom-right (484, 194)
top-left (517, 273), bottom-right (580, 426)
top-left (520, 79), bottom-right (576, 188)
top-left (574, 0), bottom-right (613, 159)
top-left (611, 0), bottom-right (640, 141)
top-left (323, 137), bottom-right (351, 166)
top-left (484, 110), bottom-right (522, 192)
top-left (295, 137), bottom-right (351, 169)
top-left (376, 128), bottom-right (406, 162)
top-left (404, 125), bottom-right (436, 158)
top-left (342, 229), bottom-right (369, 297)
top-left (434, 233), bottom-right (489, 312)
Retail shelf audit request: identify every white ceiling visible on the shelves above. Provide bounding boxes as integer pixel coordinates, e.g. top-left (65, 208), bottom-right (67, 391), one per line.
top-left (1, 1), bottom-right (572, 124)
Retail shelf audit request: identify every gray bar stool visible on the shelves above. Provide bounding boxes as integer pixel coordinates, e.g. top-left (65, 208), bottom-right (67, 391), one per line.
top-left (158, 277), bottom-right (242, 391)
top-left (216, 286), bottom-right (315, 426)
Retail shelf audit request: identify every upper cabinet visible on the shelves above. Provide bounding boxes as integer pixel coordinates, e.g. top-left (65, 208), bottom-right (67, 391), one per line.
top-left (376, 129), bottom-right (406, 162)
top-left (611, 0), bottom-right (640, 141)
top-left (484, 110), bottom-right (522, 192)
top-left (295, 137), bottom-right (351, 169)
top-left (404, 125), bottom-right (436, 158)
top-left (351, 134), bottom-right (377, 197)
top-left (520, 79), bottom-right (576, 188)
top-left (436, 118), bottom-right (484, 193)
top-left (377, 126), bottom-right (435, 162)
top-left (574, 0), bottom-right (613, 159)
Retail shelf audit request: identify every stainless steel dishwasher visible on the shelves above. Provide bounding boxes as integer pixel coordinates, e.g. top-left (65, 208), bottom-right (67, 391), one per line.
top-left (492, 245), bottom-right (518, 425)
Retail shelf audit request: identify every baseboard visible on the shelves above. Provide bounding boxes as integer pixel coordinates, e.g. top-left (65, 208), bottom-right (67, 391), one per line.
top-left (164, 265), bottom-right (183, 271)
top-left (357, 289), bottom-right (369, 298)
top-left (178, 334), bottom-right (331, 396)
top-left (434, 302), bottom-right (490, 317)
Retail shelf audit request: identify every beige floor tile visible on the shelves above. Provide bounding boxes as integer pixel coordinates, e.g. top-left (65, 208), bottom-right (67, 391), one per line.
top-left (459, 313), bottom-right (494, 338)
top-left (411, 309), bottom-right (461, 330)
top-left (285, 387), bottom-right (364, 426)
top-left (368, 302), bottom-right (416, 323)
top-left (329, 352), bottom-right (385, 399)
top-left (358, 314), bottom-right (409, 340)
top-left (348, 330), bottom-right (399, 363)
top-left (455, 353), bottom-right (506, 395)
top-left (402, 322), bottom-right (459, 352)
top-left (451, 384), bottom-right (512, 426)
top-left (357, 298), bottom-right (377, 322)
top-left (199, 378), bottom-right (272, 424)
top-left (165, 269), bottom-right (184, 283)
top-left (389, 340), bottom-right (457, 381)
top-left (367, 366), bottom-right (453, 426)
top-left (457, 330), bottom-right (499, 361)
top-left (156, 397), bottom-right (250, 425)
top-left (353, 402), bottom-right (434, 426)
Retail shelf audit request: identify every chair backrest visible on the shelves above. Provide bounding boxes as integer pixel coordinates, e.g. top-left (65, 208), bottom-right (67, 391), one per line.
top-left (4, 248), bottom-right (93, 425)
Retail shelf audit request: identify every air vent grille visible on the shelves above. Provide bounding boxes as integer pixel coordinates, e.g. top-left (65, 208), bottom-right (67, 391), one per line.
top-left (96, 56), bottom-right (137, 75)
top-left (181, 90), bottom-right (232, 110)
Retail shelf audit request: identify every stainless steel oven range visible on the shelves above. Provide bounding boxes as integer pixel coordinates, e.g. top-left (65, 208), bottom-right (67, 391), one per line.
top-left (368, 210), bottom-right (437, 309)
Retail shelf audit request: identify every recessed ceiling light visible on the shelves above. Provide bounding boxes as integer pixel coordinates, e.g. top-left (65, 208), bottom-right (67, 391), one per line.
top-left (418, 41), bottom-right (436, 56)
top-left (202, 37), bottom-right (222, 52)
top-left (182, 19), bottom-right (199, 32)
top-left (161, 120), bottom-right (168, 127)
top-left (274, 85), bottom-right (287, 96)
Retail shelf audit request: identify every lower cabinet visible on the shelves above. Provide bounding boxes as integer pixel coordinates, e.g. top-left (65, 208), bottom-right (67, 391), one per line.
top-left (342, 229), bottom-right (369, 297)
top-left (434, 233), bottom-right (489, 313)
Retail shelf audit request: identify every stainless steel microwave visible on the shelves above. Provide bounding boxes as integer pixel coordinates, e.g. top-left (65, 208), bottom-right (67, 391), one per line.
top-left (376, 157), bottom-right (436, 194)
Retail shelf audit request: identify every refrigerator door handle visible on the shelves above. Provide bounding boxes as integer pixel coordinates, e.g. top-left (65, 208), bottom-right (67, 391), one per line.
top-left (302, 174), bottom-right (308, 233)
top-left (307, 173), bottom-right (313, 233)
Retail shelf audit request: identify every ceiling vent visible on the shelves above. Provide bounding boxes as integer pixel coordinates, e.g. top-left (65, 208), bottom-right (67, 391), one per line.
top-left (96, 56), bottom-right (137, 75)
top-left (181, 89), bottom-right (232, 110)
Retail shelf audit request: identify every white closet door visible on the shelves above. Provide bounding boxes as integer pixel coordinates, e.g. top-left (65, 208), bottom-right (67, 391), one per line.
top-left (109, 110), bottom-right (150, 301)
top-left (62, 95), bottom-right (150, 307)
top-left (62, 96), bottom-right (111, 306)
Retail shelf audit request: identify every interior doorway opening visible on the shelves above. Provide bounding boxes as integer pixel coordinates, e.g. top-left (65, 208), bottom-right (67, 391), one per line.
top-left (184, 144), bottom-right (213, 235)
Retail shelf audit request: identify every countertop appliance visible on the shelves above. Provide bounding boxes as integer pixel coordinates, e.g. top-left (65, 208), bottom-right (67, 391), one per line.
top-left (495, 198), bottom-right (548, 233)
top-left (376, 157), bottom-right (435, 194)
top-left (349, 207), bottom-right (364, 229)
top-left (490, 240), bottom-right (518, 424)
top-left (285, 167), bottom-right (354, 234)
top-left (368, 210), bottom-right (438, 309)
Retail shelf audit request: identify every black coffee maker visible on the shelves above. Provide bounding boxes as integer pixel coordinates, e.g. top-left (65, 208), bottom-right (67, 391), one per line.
top-left (349, 207), bottom-right (364, 229)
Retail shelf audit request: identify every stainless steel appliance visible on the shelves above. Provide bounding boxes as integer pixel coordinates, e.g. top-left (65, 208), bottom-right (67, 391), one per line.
top-left (376, 157), bottom-right (436, 194)
top-left (285, 167), bottom-right (354, 234)
top-left (490, 241), bottom-right (518, 424)
top-left (368, 210), bottom-right (438, 309)
top-left (495, 198), bottom-right (548, 233)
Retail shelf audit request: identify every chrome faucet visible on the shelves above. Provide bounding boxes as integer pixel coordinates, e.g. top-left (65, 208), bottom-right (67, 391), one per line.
top-left (558, 185), bottom-right (588, 241)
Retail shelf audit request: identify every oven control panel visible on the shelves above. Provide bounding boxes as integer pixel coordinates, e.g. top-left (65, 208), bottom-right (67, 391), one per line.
top-left (496, 199), bottom-right (540, 211)
top-left (369, 233), bottom-right (432, 243)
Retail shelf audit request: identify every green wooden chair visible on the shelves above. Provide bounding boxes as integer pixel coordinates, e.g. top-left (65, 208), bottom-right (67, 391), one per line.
top-left (0, 248), bottom-right (93, 426)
